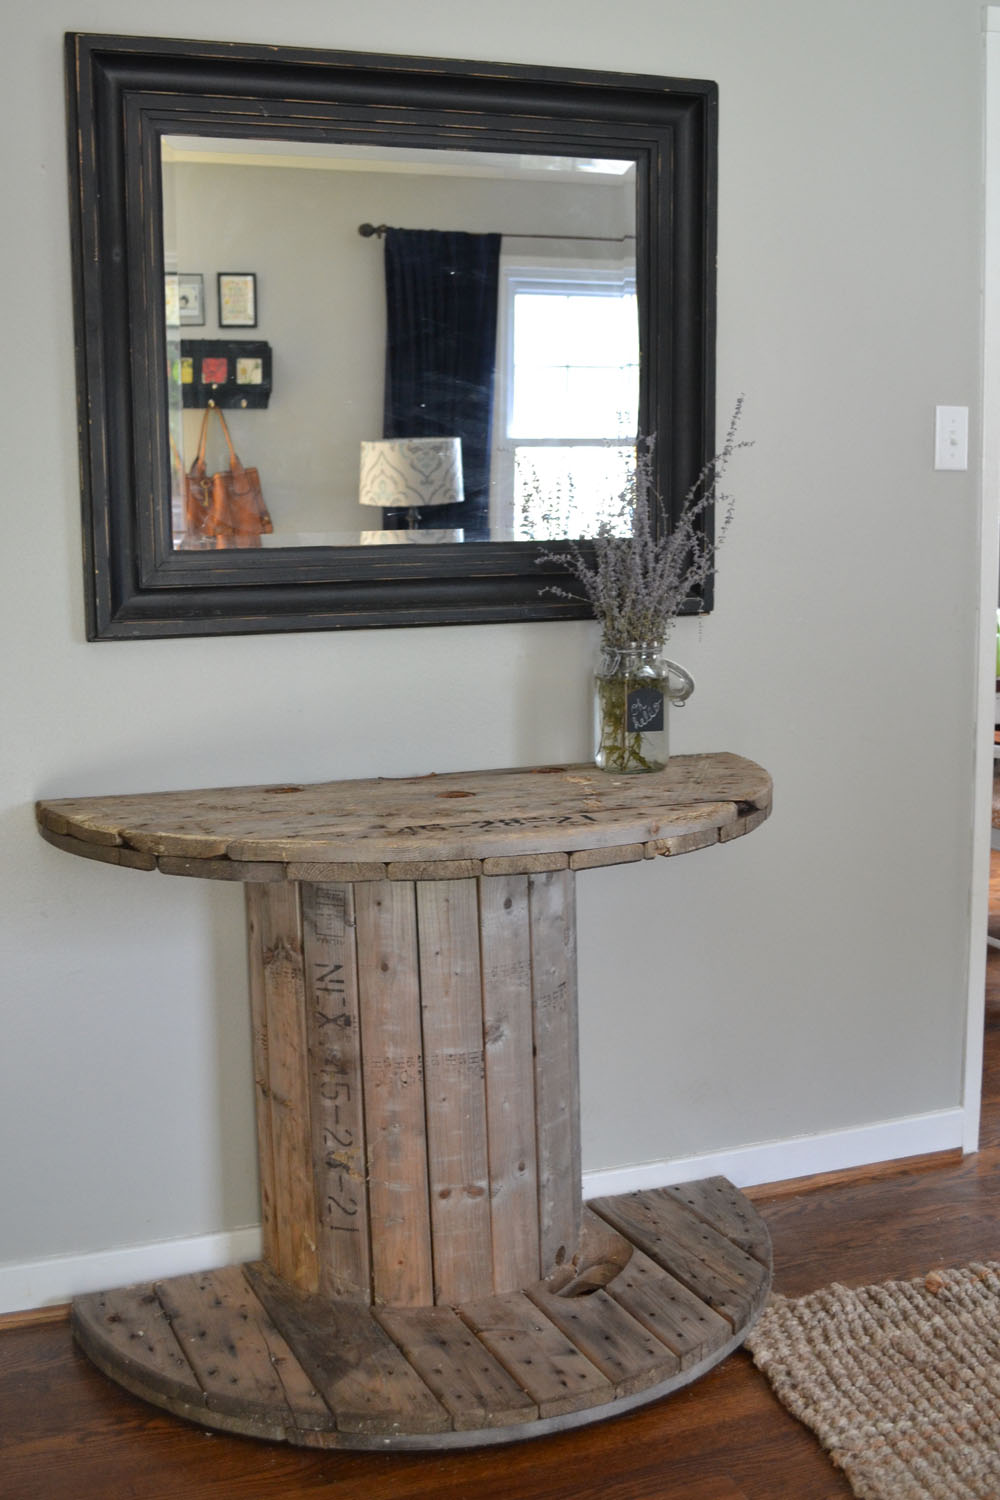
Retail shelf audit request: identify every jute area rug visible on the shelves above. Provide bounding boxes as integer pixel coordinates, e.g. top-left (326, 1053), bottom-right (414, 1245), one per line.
top-left (745, 1264), bottom-right (1000, 1499)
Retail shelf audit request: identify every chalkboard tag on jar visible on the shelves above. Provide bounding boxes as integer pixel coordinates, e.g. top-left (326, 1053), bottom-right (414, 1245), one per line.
top-left (626, 688), bottom-right (665, 733)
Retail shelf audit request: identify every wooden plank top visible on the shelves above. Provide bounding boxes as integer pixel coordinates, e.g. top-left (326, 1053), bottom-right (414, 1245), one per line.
top-left (36, 753), bottom-right (771, 882)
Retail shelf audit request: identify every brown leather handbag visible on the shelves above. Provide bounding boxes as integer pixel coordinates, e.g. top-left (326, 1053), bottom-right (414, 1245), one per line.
top-left (183, 408), bottom-right (212, 541)
top-left (185, 407), bottom-right (272, 548)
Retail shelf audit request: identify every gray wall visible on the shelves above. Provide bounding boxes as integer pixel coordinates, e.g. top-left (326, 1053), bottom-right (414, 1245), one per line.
top-left (0, 0), bottom-right (986, 1305)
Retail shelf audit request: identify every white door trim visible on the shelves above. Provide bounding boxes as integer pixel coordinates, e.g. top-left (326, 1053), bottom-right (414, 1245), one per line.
top-left (963, 8), bottom-right (1000, 1152)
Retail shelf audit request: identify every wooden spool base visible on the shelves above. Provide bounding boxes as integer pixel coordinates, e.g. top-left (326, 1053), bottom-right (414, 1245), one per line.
top-left (44, 762), bottom-right (776, 1449)
top-left (71, 1179), bottom-right (772, 1450)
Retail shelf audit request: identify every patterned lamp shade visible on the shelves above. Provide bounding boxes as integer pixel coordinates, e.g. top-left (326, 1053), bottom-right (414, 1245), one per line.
top-left (359, 437), bottom-right (464, 515)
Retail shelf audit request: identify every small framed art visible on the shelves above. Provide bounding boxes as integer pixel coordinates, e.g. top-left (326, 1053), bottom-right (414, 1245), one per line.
top-left (177, 273), bottom-right (204, 325)
top-left (164, 273), bottom-right (180, 327)
top-left (218, 272), bottom-right (257, 327)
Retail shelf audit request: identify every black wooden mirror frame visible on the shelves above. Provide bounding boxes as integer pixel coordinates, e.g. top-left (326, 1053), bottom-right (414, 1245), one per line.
top-left (66, 33), bottom-right (718, 639)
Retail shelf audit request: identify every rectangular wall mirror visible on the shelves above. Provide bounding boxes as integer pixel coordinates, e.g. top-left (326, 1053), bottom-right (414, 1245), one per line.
top-left (66, 34), bottom-right (718, 638)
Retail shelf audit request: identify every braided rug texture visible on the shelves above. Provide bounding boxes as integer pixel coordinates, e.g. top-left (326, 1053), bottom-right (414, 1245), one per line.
top-left (744, 1264), bottom-right (1000, 1499)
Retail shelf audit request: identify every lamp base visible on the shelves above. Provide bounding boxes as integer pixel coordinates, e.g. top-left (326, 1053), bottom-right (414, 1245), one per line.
top-left (360, 529), bottom-right (464, 545)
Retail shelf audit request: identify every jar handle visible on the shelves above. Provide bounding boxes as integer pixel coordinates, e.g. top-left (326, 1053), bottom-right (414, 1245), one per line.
top-left (663, 660), bottom-right (695, 706)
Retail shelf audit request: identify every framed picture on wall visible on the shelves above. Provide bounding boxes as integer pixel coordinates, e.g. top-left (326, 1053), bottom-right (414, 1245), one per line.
top-left (218, 272), bottom-right (257, 328)
top-left (177, 273), bottom-right (204, 325)
top-left (164, 273), bottom-right (180, 327)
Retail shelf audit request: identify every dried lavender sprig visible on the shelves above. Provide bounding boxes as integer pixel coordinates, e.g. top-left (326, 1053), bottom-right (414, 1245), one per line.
top-left (537, 398), bottom-right (749, 646)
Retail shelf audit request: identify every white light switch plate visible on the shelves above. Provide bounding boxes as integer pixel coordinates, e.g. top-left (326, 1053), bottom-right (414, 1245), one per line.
top-left (935, 405), bottom-right (969, 470)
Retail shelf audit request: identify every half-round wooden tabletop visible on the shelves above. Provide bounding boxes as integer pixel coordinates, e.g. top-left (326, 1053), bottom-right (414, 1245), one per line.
top-left (36, 752), bottom-right (772, 883)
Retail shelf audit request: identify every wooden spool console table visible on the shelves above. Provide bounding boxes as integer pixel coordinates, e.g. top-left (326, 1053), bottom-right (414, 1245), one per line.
top-left (36, 752), bottom-right (773, 1450)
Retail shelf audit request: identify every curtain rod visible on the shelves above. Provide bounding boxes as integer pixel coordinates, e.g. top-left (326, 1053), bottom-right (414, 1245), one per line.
top-left (357, 222), bottom-right (635, 243)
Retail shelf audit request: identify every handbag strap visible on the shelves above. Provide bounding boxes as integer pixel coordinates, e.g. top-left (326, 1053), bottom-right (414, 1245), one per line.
top-left (188, 407), bottom-right (211, 473)
top-left (211, 406), bottom-right (243, 471)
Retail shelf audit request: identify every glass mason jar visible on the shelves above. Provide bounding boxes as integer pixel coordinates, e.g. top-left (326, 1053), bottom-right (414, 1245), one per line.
top-left (594, 641), bottom-right (695, 773)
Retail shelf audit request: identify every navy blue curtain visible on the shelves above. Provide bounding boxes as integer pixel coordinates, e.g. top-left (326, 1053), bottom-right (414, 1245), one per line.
top-left (382, 229), bottom-right (501, 538)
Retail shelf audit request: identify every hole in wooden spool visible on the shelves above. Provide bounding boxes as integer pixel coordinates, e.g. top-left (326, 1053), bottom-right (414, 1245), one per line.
top-left (552, 1236), bottom-right (635, 1299)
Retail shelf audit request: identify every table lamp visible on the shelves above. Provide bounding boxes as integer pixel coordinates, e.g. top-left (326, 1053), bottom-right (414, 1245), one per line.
top-left (359, 436), bottom-right (464, 544)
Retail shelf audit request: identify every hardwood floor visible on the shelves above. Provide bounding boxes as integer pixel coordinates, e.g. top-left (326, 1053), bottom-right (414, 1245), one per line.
top-left (4, 911), bottom-right (1000, 1499)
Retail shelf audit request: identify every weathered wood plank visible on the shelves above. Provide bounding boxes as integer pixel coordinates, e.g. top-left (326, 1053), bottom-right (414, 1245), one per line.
top-left (590, 1191), bottom-right (761, 1329)
top-left (301, 883), bottom-right (371, 1301)
top-left (416, 880), bottom-right (492, 1304)
top-left (377, 1305), bottom-right (537, 1430)
top-left (36, 755), bottom-right (772, 879)
top-left (663, 1176), bottom-right (772, 1268)
top-left (285, 861), bottom-right (388, 883)
top-left (459, 1290), bottom-right (613, 1417)
top-left (603, 1247), bottom-right (731, 1369)
top-left (245, 1262), bottom-right (449, 1436)
top-left (529, 869), bottom-right (581, 1277)
top-left (613, 1190), bottom-right (768, 1304)
top-left (224, 800), bottom-right (750, 866)
top-left (568, 844), bottom-right (645, 870)
top-left (71, 1285), bottom-right (201, 1409)
top-left (125, 829), bottom-right (231, 858)
top-left (38, 826), bottom-right (156, 869)
top-left (154, 1267), bottom-right (332, 1431)
top-left (159, 855), bottom-right (284, 882)
top-left (35, 806), bottom-right (72, 837)
top-left (36, 805), bottom-right (121, 844)
top-left (481, 852), bottom-right (568, 875)
top-left (355, 881), bottom-right (434, 1306)
top-left (718, 805), bottom-right (771, 843)
top-left (479, 875), bottom-right (541, 1291)
top-left (645, 829), bottom-right (721, 858)
top-left (527, 1284), bottom-right (679, 1397)
top-left (388, 859), bottom-right (482, 881)
top-left (251, 885), bottom-right (320, 1292)
top-left (245, 886), bottom-right (278, 1267)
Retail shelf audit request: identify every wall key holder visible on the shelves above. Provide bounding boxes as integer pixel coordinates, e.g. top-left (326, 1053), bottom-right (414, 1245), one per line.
top-left (178, 339), bottom-right (272, 409)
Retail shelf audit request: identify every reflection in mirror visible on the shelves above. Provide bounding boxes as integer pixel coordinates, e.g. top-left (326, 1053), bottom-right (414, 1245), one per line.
top-left (161, 138), bottom-right (637, 551)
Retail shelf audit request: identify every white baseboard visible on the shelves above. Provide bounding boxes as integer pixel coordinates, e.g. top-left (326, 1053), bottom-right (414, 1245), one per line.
top-left (1, 1107), bottom-right (966, 1316)
top-left (0, 1225), bottom-right (263, 1317)
top-left (580, 1107), bottom-right (967, 1200)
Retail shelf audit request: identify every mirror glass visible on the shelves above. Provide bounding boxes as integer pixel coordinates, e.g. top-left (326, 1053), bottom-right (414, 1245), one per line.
top-left (161, 136), bottom-right (638, 551)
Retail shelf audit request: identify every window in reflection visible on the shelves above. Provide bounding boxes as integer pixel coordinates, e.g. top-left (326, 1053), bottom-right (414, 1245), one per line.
top-left (493, 265), bottom-right (639, 540)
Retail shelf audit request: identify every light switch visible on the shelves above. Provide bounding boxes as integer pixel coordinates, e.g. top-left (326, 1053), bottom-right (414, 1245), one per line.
top-left (935, 405), bottom-right (969, 470)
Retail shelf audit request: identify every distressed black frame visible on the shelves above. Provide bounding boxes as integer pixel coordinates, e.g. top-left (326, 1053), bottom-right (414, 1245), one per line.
top-left (66, 32), bottom-right (718, 639)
